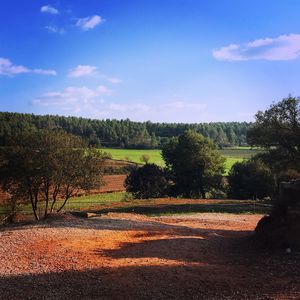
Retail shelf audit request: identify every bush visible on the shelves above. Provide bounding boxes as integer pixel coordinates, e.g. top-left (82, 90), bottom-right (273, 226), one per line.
top-left (228, 159), bottom-right (276, 200)
top-left (125, 164), bottom-right (169, 199)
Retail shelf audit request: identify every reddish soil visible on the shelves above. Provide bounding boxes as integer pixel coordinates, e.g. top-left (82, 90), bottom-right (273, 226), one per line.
top-left (0, 175), bottom-right (126, 204)
top-left (91, 174), bottom-right (126, 194)
top-left (1, 213), bottom-right (300, 299)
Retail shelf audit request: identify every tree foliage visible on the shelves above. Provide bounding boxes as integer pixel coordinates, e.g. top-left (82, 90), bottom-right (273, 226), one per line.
top-left (247, 96), bottom-right (300, 176)
top-left (228, 159), bottom-right (276, 200)
top-left (0, 112), bottom-right (251, 149)
top-left (0, 130), bottom-right (103, 220)
top-left (162, 130), bottom-right (225, 198)
top-left (125, 164), bottom-right (168, 199)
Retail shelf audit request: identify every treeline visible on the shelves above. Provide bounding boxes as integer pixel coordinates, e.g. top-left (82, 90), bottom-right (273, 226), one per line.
top-left (0, 112), bottom-right (251, 148)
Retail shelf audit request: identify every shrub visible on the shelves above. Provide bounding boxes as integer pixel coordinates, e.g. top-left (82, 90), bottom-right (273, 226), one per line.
top-left (125, 164), bottom-right (169, 199)
top-left (228, 159), bottom-right (276, 200)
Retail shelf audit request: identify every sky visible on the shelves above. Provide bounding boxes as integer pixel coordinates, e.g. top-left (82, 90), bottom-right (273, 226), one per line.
top-left (1, 0), bottom-right (300, 123)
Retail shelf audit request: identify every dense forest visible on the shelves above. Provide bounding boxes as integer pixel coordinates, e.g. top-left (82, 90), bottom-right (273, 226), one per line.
top-left (0, 112), bottom-right (252, 148)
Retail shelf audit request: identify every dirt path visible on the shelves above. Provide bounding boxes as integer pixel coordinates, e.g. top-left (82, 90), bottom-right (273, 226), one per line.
top-left (0, 213), bottom-right (300, 299)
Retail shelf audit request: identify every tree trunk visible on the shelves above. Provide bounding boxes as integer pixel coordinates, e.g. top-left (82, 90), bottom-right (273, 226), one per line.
top-left (57, 195), bottom-right (70, 213)
top-left (29, 194), bottom-right (39, 221)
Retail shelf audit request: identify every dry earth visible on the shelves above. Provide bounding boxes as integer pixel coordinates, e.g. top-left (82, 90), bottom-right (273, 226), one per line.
top-left (0, 213), bottom-right (300, 299)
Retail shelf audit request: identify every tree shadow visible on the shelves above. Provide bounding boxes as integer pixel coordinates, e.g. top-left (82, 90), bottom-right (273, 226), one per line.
top-left (92, 202), bottom-right (271, 215)
top-left (1, 216), bottom-right (300, 299)
top-left (0, 263), bottom-right (299, 300)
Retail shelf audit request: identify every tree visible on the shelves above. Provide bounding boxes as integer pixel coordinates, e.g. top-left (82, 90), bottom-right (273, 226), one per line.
top-left (125, 164), bottom-right (168, 199)
top-left (247, 96), bottom-right (300, 177)
top-left (0, 130), bottom-right (103, 220)
top-left (228, 159), bottom-right (276, 200)
top-left (140, 154), bottom-right (150, 164)
top-left (162, 130), bottom-right (225, 198)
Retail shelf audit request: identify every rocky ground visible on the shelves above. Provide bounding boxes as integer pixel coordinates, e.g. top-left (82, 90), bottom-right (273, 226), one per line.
top-left (0, 212), bottom-right (300, 299)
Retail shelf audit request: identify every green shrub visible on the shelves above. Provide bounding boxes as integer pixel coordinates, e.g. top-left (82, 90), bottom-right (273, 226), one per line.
top-left (228, 159), bottom-right (276, 199)
top-left (125, 164), bottom-right (169, 199)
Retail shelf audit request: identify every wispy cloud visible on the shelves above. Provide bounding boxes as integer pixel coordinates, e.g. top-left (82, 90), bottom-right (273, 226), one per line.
top-left (45, 26), bottom-right (65, 35)
top-left (0, 58), bottom-right (56, 77)
top-left (106, 77), bottom-right (123, 84)
top-left (68, 65), bottom-right (97, 77)
top-left (108, 103), bottom-right (150, 112)
top-left (76, 15), bottom-right (104, 31)
top-left (32, 69), bottom-right (57, 76)
top-left (40, 5), bottom-right (59, 15)
top-left (68, 65), bottom-right (122, 83)
top-left (161, 101), bottom-right (206, 110)
top-left (32, 86), bottom-right (111, 107)
top-left (213, 34), bottom-right (300, 61)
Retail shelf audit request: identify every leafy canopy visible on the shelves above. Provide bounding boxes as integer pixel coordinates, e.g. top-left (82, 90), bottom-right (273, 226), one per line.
top-left (247, 96), bottom-right (300, 176)
top-left (228, 159), bottom-right (276, 200)
top-left (125, 163), bottom-right (168, 199)
top-left (0, 130), bottom-right (103, 219)
top-left (162, 130), bottom-right (225, 198)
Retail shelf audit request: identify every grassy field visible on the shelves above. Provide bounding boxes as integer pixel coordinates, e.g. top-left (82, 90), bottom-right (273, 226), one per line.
top-left (103, 147), bottom-right (263, 174)
top-left (0, 192), bottom-right (126, 221)
top-left (103, 148), bottom-right (165, 166)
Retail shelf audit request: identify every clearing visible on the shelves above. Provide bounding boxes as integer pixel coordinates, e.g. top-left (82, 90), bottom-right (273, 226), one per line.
top-left (1, 212), bottom-right (299, 299)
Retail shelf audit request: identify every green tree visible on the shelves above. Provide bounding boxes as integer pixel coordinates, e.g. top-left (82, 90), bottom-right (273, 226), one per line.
top-left (247, 96), bottom-right (300, 177)
top-left (140, 154), bottom-right (150, 164)
top-left (0, 130), bottom-right (103, 220)
top-left (125, 164), bottom-right (168, 199)
top-left (228, 159), bottom-right (276, 200)
top-left (162, 130), bottom-right (225, 198)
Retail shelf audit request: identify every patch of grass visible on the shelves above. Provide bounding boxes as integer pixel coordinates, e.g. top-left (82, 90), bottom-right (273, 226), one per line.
top-left (3, 192), bottom-right (126, 216)
top-left (102, 147), bottom-right (264, 174)
top-left (103, 148), bottom-right (165, 166)
top-left (219, 148), bottom-right (264, 159)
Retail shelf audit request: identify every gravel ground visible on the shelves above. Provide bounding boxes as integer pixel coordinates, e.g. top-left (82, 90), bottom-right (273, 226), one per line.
top-left (0, 213), bottom-right (300, 299)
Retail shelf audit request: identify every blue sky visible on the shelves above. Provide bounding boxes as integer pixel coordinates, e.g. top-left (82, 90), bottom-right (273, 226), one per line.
top-left (1, 0), bottom-right (300, 122)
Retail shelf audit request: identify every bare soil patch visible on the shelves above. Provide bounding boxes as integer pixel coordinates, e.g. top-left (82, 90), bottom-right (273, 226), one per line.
top-left (0, 213), bottom-right (300, 299)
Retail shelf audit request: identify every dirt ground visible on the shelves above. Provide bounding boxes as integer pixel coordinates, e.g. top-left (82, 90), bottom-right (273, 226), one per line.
top-left (0, 212), bottom-right (300, 300)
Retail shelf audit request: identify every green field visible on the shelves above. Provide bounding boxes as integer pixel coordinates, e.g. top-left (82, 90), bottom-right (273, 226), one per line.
top-left (103, 147), bottom-right (263, 174)
top-left (103, 148), bottom-right (165, 166)
top-left (0, 192), bottom-right (126, 222)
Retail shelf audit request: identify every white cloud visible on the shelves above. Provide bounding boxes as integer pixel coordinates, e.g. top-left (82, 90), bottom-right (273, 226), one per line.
top-left (45, 26), bottom-right (65, 35)
top-left (213, 34), bottom-right (300, 61)
top-left (32, 85), bottom-right (111, 107)
top-left (108, 103), bottom-right (150, 112)
top-left (0, 58), bottom-right (56, 77)
top-left (76, 15), bottom-right (104, 31)
top-left (106, 77), bottom-right (123, 84)
top-left (32, 69), bottom-right (57, 76)
top-left (68, 65), bottom-right (97, 77)
top-left (162, 101), bottom-right (206, 110)
top-left (40, 5), bottom-right (59, 14)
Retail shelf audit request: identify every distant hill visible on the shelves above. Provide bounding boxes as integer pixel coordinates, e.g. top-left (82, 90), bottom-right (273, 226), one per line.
top-left (0, 112), bottom-right (252, 149)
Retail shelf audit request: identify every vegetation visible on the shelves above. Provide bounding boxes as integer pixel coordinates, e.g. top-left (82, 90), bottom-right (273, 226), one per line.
top-left (125, 164), bottom-right (168, 199)
top-left (162, 130), bottom-right (225, 198)
top-left (90, 198), bottom-right (271, 216)
top-left (0, 130), bottom-right (103, 220)
top-left (0, 112), bottom-right (251, 149)
top-left (247, 96), bottom-right (300, 183)
top-left (228, 159), bottom-right (276, 200)
top-left (104, 147), bottom-right (261, 174)
top-left (140, 154), bottom-right (150, 164)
